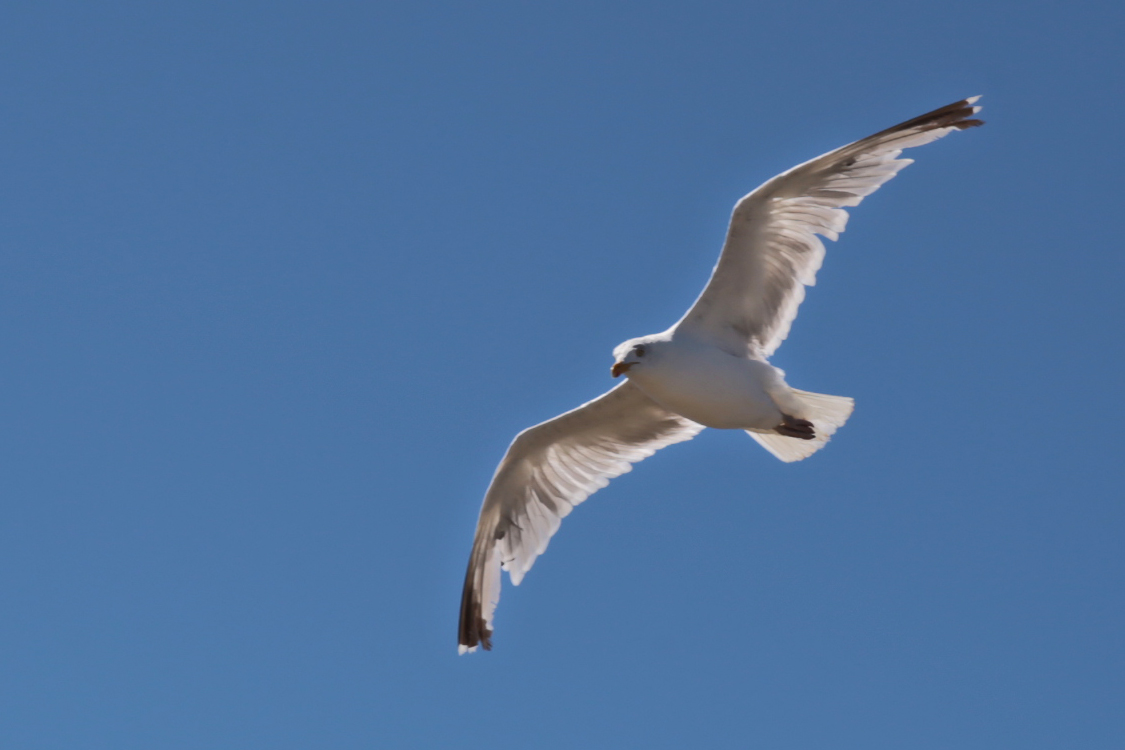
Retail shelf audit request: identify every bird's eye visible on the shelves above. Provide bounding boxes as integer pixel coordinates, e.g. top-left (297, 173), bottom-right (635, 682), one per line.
top-left (635, 346), bottom-right (646, 357)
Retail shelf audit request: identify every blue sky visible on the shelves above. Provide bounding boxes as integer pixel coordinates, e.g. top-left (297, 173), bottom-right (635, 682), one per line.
top-left (0, 1), bottom-right (1122, 747)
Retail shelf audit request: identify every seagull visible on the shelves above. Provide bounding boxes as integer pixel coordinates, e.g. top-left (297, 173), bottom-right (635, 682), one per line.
top-left (458, 97), bottom-right (984, 653)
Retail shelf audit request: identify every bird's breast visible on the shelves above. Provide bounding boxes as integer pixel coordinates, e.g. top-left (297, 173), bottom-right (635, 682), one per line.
top-left (627, 347), bottom-right (782, 430)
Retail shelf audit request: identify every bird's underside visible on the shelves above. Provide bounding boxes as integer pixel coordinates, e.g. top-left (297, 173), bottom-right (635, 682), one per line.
top-left (458, 96), bottom-right (984, 653)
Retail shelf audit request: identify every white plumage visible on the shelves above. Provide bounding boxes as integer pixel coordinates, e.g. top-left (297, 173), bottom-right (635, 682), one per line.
top-left (459, 97), bottom-right (983, 653)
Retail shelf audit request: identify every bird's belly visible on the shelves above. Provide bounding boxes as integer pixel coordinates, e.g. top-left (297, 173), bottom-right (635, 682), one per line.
top-left (628, 359), bottom-right (782, 430)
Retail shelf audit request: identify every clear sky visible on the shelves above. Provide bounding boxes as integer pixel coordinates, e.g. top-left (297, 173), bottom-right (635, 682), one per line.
top-left (0, 1), bottom-right (1122, 748)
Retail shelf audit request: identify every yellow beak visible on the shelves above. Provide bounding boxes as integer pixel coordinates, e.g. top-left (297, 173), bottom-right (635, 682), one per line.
top-left (611, 361), bottom-right (634, 378)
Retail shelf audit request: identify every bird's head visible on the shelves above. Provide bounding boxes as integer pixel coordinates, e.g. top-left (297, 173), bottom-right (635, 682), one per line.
top-left (611, 336), bottom-right (660, 378)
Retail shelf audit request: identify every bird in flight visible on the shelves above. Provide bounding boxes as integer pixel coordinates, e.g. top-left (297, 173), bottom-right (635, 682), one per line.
top-left (459, 97), bottom-right (984, 653)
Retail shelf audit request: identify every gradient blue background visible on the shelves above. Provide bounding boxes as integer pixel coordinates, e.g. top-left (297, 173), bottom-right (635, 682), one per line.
top-left (0, 1), bottom-right (1122, 747)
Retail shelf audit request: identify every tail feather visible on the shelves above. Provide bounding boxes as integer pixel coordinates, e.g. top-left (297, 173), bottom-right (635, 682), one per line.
top-left (749, 389), bottom-right (854, 463)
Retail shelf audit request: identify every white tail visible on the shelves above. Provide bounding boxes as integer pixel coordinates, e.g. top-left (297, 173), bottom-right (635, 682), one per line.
top-left (748, 389), bottom-right (854, 463)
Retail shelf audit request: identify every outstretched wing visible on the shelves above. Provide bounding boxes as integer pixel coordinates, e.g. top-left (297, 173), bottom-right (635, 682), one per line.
top-left (676, 97), bottom-right (984, 358)
top-left (458, 381), bottom-right (703, 653)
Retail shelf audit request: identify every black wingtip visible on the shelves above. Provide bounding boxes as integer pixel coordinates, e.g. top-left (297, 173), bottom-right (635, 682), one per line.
top-left (458, 556), bottom-right (493, 653)
top-left (875, 95), bottom-right (986, 138)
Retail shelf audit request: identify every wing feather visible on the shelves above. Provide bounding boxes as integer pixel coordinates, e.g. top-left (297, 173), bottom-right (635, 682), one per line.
top-left (677, 97), bottom-right (983, 357)
top-left (458, 381), bottom-right (703, 653)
